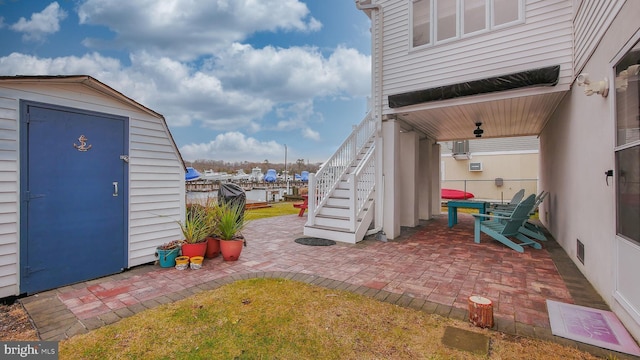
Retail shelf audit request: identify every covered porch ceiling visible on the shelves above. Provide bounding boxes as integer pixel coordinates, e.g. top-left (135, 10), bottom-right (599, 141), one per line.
top-left (392, 90), bottom-right (569, 142)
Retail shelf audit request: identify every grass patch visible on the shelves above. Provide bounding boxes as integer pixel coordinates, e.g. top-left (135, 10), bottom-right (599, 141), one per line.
top-left (245, 201), bottom-right (301, 220)
top-left (60, 279), bottom-right (599, 360)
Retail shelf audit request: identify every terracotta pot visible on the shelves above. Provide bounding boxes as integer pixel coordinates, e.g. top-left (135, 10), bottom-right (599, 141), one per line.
top-left (220, 239), bottom-right (244, 261)
top-left (205, 237), bottom-right (221, 258)
top-left (181, 241), bottom-right (207, 258)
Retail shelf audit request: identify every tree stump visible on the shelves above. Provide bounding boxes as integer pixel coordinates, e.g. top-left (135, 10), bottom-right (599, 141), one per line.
top-left (468, 295), bottom-right (494, 328)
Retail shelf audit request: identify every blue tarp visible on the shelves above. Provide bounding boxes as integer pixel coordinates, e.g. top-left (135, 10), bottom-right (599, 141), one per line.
top-left (264, 169), bottom-right (277, 182)
top-left (186, 167), bottom-right (201, 181)
top-left (301, 171), bottom-right (309, 182)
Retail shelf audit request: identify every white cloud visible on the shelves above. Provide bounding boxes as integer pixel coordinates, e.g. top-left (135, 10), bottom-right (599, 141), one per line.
top-left (0, 52), bottom-right (121, 76)
top-left (0, 52), bottom-right (273, 129)
top-left (214, 44), bottom-right (371, 102)
top-left (77, 0), bottom-right (321, 60)
top-left (10, 2), bottom-right (67, 42)
top-left (0, 43), bottom-right (369, 142)
top-left (302, 127), bottom-right (320, 141)
top-left (273, 101), bottom-right (322, 141)
top-left (179, 132), bottom-right (283, 162)
top-left (0, 40), bottom-right (369, 136)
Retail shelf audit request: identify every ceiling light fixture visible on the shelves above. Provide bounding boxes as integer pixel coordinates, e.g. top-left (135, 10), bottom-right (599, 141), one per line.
top-left (473, 122), bottom-right (484, 138)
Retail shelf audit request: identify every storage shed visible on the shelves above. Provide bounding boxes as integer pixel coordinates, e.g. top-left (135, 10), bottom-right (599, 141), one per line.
top-left (0, 75), bottom-right (186, 296)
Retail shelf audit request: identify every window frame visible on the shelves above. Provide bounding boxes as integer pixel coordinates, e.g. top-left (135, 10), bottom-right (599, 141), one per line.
top-left (410, 0), bottom-right (525, 49)
top-left (613, 35), bottom-right (640, 246)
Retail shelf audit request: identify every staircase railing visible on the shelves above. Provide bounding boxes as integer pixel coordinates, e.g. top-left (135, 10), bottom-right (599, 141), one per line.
top-left (347, 143), bottom-right (376, 231)
top-left (308, 112), bottom-right (376, 224)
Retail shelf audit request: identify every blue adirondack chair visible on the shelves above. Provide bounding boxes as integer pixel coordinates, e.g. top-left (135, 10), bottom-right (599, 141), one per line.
top-left (489, 188), bottom-right (525, 211)
top-left (472, 194), bottom-right (541, 253)
top-left (491, 191), bottom-right (548, 241)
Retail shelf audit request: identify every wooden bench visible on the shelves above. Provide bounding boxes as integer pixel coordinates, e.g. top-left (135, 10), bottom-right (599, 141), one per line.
top-left (293, 195), bottom-right (308, 216)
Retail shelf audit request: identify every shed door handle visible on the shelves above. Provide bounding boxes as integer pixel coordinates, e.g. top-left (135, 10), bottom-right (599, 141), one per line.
top-left (113, 182), bottom-right (118, 196)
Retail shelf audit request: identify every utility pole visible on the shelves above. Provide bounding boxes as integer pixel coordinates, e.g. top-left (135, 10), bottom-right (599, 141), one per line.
top-left (284, 144), bottom-right (289, 195)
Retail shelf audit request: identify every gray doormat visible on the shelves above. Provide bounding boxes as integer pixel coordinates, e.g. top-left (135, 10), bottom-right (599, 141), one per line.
top-left (294, 237), bottom-right (336, 246)
top-left (441, 326), bottom-right (489, 356)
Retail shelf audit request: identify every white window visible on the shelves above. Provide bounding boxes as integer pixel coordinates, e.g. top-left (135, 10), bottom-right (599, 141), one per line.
top-left (614, 39), bottom-right (640, 245)
top-left (412, 0), bottom-right (523, 48)
top-left (413, 0), bottom-right (431, 46)
top-left (463, 0), bottom-right (487, 35)
top-left (492, 0), bottom-right (521, 27)
top-left (436, 0), bottom-right (458, 42)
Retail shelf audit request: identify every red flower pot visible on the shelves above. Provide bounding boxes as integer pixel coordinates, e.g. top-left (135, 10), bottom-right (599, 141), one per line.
top-left (220, 239), bottom-right (244, 261)
top-left (205, 237), bottom-right (221, 258)
top-left (181, 241), bottom-right (207, 258)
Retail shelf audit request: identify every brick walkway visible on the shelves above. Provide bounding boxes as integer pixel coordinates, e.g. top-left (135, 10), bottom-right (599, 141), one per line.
top-left (20, 213), bottom-right (635, 358)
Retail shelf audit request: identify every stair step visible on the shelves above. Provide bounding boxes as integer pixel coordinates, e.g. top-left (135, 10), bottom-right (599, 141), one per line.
top-left (326, 197), bottom-right (349, 207)
top-left (333, 189), bottom-right (350, 197)
top-left (324, 204), bottom-right (349, 210)
top-left (303, 224), bottom-right (359, 244)
top-left (318, 206), bottom-right (351, 218)
top-left (314, 214), bottom-right (351, 228)
top-left (305, 224), bottom-right (352, 233)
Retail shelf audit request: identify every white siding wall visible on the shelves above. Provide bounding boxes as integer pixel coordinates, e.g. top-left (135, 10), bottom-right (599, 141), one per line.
top-left (378, 0), bottom-right (574, 111)
top-left (573, 0), bottom-right (625, 74)
top-left (0, 95), bottom-right (19, 296)
top-left (540, 0), bottom-right (639, 340)
top-left (0, 82), bottom-right (184, 297)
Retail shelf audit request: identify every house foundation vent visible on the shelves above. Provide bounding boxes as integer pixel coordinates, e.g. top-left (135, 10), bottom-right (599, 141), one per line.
top-left (577, 239), bottom-right (585, 265)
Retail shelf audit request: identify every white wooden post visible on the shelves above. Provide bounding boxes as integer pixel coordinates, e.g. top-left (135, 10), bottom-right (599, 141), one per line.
top-left (307, 173), bottom-right (316, 226)
top-left (349, 173), bottom-right (356, 232)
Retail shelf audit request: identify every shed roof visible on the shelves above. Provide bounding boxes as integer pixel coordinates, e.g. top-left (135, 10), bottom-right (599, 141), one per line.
top-left (0, 75), bottom-right (186, 168)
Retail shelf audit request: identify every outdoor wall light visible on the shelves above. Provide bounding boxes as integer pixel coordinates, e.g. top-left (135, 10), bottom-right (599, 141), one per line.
top-left (473, 122), bottom-right (484, 138)
top-left (576, 73), bottom-right (609, 97)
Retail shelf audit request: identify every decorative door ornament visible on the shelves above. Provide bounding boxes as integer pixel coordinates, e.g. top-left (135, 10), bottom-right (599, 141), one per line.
top-left (73, 135), bottom-right (92, 152)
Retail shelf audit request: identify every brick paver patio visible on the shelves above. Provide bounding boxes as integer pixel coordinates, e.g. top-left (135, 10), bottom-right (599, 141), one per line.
top-left (21, 213), bottom-right (633, 358)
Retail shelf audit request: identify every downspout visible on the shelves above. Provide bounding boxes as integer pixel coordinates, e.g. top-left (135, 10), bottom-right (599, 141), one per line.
top-left (355, 0), bottom-right (385, 238)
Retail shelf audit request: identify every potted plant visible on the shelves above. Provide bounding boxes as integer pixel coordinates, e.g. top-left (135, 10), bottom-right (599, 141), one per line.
top-left (179, 203), bottom-right (213, 258)
top-left (155, 240), bottom-right (181, 268)
top-left (204, 199), bottom-right (222, 258)
top-left (217, 202), bottom-right (247, 261)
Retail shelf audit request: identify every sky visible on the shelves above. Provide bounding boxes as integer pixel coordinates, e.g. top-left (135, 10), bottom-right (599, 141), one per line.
top-left (0, 0), bottom-right (372, 164)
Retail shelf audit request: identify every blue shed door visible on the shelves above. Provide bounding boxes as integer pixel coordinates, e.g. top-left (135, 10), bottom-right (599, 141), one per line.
top-left (20, 102), bottom-right (128, 294)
